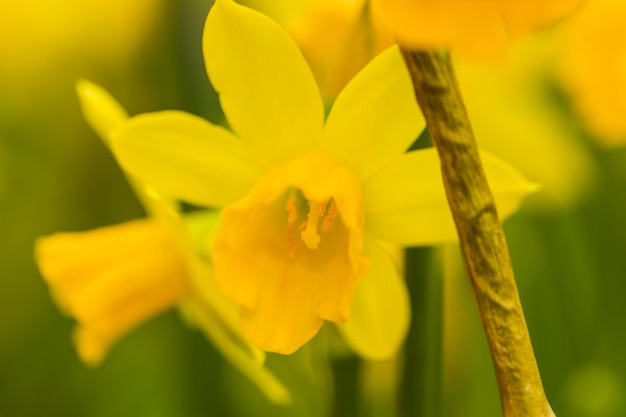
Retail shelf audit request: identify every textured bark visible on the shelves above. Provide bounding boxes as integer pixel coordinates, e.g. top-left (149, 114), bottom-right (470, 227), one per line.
top-left (400, 49), bottom-right (555, 417)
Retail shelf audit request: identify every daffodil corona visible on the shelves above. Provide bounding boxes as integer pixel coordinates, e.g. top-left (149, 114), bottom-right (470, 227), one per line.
top-left (35, 218), bottom-right (190, 365)
top-left (109, 0), bottom-right (535, 356)
top-left (215, 153), bottom-right (369, 352)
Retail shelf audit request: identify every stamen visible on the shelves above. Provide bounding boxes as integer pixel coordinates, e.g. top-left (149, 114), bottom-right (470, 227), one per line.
top-left (301, 201), bottom-right (323, 249)
top-left (286, 196), bottom-right (298, 226)
top-left (321, 200), bottom-right (338, 232)
top-left (317, 200), bottom-right (329, 217)
top-left (285, 196), bottom-right (298, 258)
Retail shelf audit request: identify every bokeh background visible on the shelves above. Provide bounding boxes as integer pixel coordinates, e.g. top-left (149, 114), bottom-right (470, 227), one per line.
top-left (1, 1), bottom-right (625, 416)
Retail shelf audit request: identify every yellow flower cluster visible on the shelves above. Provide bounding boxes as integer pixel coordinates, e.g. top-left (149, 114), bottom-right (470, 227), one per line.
top-left (108, 0), bottom-right (533, 356)
top-left (35, 0), bottom-right (544, 399)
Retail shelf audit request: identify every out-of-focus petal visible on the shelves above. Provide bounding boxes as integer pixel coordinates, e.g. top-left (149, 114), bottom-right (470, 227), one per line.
top-left (203, 0), bottom-right (324, 167)
top-left (502, 0), bottom-right (583, 37)
top-left (557, 0), bottom-right (626, 145)
top-left (375, 0), bottom-right (508, 60)
top-left (287, 0), bottom-right (394, 99)
top-left (111, 111), bottom-right (261, 208)
top-left (76, 79), bottom-right (128, 143)
top-left (338, 239), bottom-right (410, 360)
top-left (363, 148), bottom-right (537, 245)
top-left (322, 46), bottom-right (424, 180)
top-left (375, 0), bottom-right (582, 60)
top-left (238, 0), bottom-right (309, 24)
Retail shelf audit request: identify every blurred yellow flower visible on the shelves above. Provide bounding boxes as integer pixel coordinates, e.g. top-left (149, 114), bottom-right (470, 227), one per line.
top-left (245, 0), bottom-right (393, 100)
top-left (36, 217), bottom-right (190, 365)
top-left (241, 0), bottom-right (393, 100)
top-left (557, 0), bottom-right (626, 146)
top-left (109, 0), bottom-right (535, 357)
top-left (34, 81), bottom-right (289, 404)
top-left (374, 0), bottom-right (583, 59)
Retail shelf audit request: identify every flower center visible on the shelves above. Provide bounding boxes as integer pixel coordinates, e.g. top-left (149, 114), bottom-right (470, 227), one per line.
top-left (285, 193), bottom-right (339, 256)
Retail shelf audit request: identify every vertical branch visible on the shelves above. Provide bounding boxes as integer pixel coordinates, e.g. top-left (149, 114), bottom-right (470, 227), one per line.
top-left (400, 49), bottom-right (555, 417)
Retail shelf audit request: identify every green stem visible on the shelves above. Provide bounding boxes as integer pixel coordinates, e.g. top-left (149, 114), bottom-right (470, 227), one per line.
top-left (400, 49), bottom-right (554, 417)
top-left (400, 246), bottom-right (443, 417)
top-left (331, 354), bottom-right (361, 417)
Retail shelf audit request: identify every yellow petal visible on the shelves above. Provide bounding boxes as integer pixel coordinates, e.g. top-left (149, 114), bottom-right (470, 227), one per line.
top-left (375, 0), bottom-right (582, 60)
top-left (214, 153), bottom-right (370, 354)
top-left (322, 46), bottom-right (425, 180)
top-left (203, 0), bottom-right (324, 167)
top-left (75, 79), bottom-right (128, 143)
top-left (35, 219), bottom-right (191, 365)
top-left (502, 0), bottom-right (584, 38)
top-left (74, 80), bottom-right (182, 215)
top-left (363, 148), bottom-right (537, 245)
top-left (376, 0), bottom-right (508, 60)
top-left (239, 0), bottom-right (309, 24)
top-left (338, 239), bottom-right (410, 360)
top-left (286, 0), bottom-right (394, 99)
top-left (111, 110), bottom-right (261, 208)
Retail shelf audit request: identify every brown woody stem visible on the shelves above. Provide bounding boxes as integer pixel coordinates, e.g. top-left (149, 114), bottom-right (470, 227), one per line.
top-left (400, 49), bottom-right (555, 417)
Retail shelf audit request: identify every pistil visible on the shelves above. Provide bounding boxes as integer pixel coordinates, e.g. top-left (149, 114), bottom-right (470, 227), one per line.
top-left (301, 200), bottom-right (326, 249)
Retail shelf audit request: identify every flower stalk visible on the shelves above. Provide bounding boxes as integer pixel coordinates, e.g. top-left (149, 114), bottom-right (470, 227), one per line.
top-left (400, 246), bottom-right (443, 417)
top-left (399, 49), bottom-right (555, 417)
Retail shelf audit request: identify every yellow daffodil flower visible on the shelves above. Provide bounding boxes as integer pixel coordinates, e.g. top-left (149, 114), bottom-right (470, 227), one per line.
top-left (374, 0), bottom-right (584, 59)
top-left (35, 81), bottom-right (289, 404)
top-left (107, 0), bottom-right (535, 357)
top-left (557, 0), bottom-right (626, 146)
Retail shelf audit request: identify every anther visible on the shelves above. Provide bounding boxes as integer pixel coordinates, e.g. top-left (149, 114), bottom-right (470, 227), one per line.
top-left (286, 196), bottom-right (298, 226)
top-left (285, 196), bottom-right (298, 258)
top-left (321, 200), bottom-right (338, 232)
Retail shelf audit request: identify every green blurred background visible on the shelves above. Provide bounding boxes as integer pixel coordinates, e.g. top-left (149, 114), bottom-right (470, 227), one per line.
top-left (1, 1), bottom-right (625, 416)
